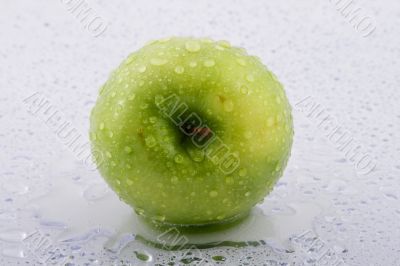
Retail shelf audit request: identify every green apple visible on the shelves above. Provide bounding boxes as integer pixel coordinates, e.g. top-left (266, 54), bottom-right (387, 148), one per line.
top-left (90, 37), bottom-right (293, 226)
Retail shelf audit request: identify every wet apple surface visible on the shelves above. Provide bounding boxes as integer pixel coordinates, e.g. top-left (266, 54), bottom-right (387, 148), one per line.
top-left (90, 37), bottom-right (293, 225)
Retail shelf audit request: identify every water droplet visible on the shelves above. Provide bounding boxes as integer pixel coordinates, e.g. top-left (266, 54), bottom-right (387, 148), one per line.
top-left (105, 151), bottom-right (112, 158)
top-left (236, 58), bottom-right (246, 66)
top-left (267, 117), bottom-right (274, 127)
top-left (225, 176), bottom-right (234, 184)
top-left (174, 65), bottom-right (184, 74)
top-left (128, 93), bottom-right (136, 101)
top-left (218, 40), bottom-right (231, 48)
top-left (174, 154), bottom-right (184, 164)
top-left (245, 191), bottom-right (251, 197)
top-left (134, 251), bottom-right (152, 262)
top-left (154, 215), bottom-right (166, 222)
top-left (150, 58), bottom-right (168, 66)
top-left (0, 230), bottom-right (27, 242)
top-left (212, 255), bottom-right (226, 262)
top-left (246, 74), bottom-right (255, 82)
top-left (111, 92), bottom-right (116, 98)
top-left (124, 146), bottom-right (132, 153)
top-left (149, 117), bottom-right (157, 123)
top-left (158, 37), bottom-right (171, 43)
top-left (108, 131), bottom-right (114, 138)
top-left (203, 59), bottom-right (215, 67)
top-left (1, 248), bottom-right (24, 258)
top-left (189, 61), bottom-right (197, 68)
top-left (99, 122), bottom-right (105, 130)
top-left (137, 65), bottom-right (146, 73)
top-left (83, 183), bottom-right (109, 201)
top-left (209, 191), bottom-right (218, 197)
top-left (201, 38), bottom-right (213, 43)
top-left (171, 176), bottom-right (178, 184)
top-left (2, 182), bottom-right (29, 195)
top-left (154, 95), bottom-right (164, 105)
top-left (380, 186), bottom-right (398, 200)
top-left (126, 179), bottom-right (133, 186)
top-left (145, 136), bottom-right (156, 148)
top-left (223, 99), bottom-right (234, 112)
top-left (239, 168), bottom-right (247, 177)
top-left (244, 131), bottom-right (252, 139)
top-left (187, 147), bottom-right (205, 162)
top-left (90, 132), bottom-right (97, 141)
top-left (240, 86), bottom-right (249, 95)
top-left (185, 40), bottom-right (201, 52)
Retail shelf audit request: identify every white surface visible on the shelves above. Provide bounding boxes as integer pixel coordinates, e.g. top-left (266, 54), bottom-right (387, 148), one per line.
top-left (1, 0), bottom-right (400, 265)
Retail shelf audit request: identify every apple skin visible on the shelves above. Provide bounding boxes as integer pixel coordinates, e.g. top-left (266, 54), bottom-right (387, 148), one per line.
top-left (90, 37), bottom-right (293, 226)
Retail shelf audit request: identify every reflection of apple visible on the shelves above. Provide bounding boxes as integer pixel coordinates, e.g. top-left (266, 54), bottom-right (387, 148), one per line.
top-left (90, 37), bottom-right (293, 226)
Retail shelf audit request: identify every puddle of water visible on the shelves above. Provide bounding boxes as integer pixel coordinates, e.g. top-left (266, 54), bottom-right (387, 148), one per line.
top-left (27, 166), bottom-right (324, 256)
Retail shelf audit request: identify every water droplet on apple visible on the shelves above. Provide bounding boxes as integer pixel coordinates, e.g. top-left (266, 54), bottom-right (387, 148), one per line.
top-left (154, 95), bottom-right (164, 105)
top-left (239, 168), bottom-right (247, 177)
top-left (203, 59), bottom-right (215, 67)
top-left (90, 132), bottom-right (97, 141)
top-left (216, 215), bottom-right (225, 221)
top-left (267, 117), bottom-right (274, 127)
top-left (185, 40), bottom-right (201, 52)
top-left (240, 85), bottom-right (249, 95)
top-left (135, 208), bottom-right (145, 216)
top-left (244, 131), bottom-right (252, 139)
top-left (189, 61), bottom-right (197, 68)
top-left (223, 99), bottom-right (234, 112)
top-left (218, 40), bottom-right (231, 47)
top-left (209, 191), bottom-right (218, 197)
top-left (99, 122), bottom-right (105, 130)
top-left (124, 146), bottom-right (132, 153)
top-left (171, 176), bottom-right (178, 184)
top-left (246, 74), bottom-right (255, 82)
top-left (174, 65), bottom-right (184, 74)
top-left (108, 131), bottom-right (114, 138)
top-left (111, 92), bottom-right (116, 98)
top-left (128, 93), bottom-right (136, 101)
top-left (225, 176), bottom-right (234, 184)
top-left (236, 58), bottom-right (246, 66)
top-left (201, 38), bottom-right (213, 43)
top-left (174, 154), bottom-right (184, 164)
top-left (105, 151), bottom-right (112, 158)
top-left (187, 147), bottom-right (205, 162)
top-left (149, 116), bottom-right (156, 123)
top-left (137, 65), bottom-right (146, 73)
top-left (158, 37), bottom-right (171, 43)
top-left (145, 136), bottom-right (156, 148)
top-left (245, 191), bottom-right (251, 197)
top-left (215, 45), bottom-right (225, 51)
top-left (150, 58), bottom-right (168, 66)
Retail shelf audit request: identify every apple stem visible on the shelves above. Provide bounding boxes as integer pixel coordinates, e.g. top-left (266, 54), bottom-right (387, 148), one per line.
top-left (192, 127), bottom-right (211, 138)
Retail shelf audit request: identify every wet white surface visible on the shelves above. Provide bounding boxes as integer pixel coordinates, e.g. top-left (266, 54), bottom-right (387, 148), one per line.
top-left (1, 0), bottom-right (400, 265)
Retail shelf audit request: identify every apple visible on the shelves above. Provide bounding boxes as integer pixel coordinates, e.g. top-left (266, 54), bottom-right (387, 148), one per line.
top-left (90, 37), bottom-right (293, 226)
